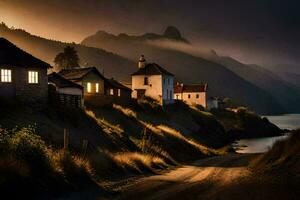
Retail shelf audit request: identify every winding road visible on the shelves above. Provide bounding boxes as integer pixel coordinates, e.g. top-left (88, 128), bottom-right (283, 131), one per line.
top-left (117, 154), bottom-right (298, 200)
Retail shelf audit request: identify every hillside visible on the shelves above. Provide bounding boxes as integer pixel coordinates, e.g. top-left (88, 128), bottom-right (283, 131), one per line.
top-left (0, 96), bottom-right (282, 198)
top-left (82, 28), bottom-right (285, 114)
top-left (0, 23), bottom-right (135, 82)
top-left (212, 55), bottom-right (300, 113)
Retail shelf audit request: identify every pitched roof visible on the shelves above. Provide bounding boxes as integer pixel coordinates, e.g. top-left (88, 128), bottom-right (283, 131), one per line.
top-left (59, 67), bottom-right (105, 81)
top-left (0, 37), bottom-right (51, 68)
top-left (174, 83), bottom-right (208, 93)
top-left (48, 72), bottom-right (83, 89)
top-left (131, 63), bottom-right (174, 76)
top-left (105, 78), bottom-right (132, 91)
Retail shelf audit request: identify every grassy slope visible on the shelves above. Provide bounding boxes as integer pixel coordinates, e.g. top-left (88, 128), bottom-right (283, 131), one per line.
top-left (0, 96), bottom-right (283, 198)
top-left (0, 98), bottom-right (231, 198)
top-left (251, 130), bottom-right (300, 172)
top-left (212, 108), bottom-right (283, 139)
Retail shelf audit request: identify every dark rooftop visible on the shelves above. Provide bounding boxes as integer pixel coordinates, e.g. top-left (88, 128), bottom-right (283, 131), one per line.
top-left (105, 78), bottom-right (132, 91)
top-left (0, 37), bottom-right (51, 68)
top-left (59, 67), bottom-right (105, 81)
top-left (174, 83), bottom-right (208, 93)
top-left (48, 72), bottom-right (83, 89)
top-left (131, 63), bottom-right (174, 76)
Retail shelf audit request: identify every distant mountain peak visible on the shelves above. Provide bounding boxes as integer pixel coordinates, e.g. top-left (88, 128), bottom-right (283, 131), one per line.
top-left (163, 26), bottom-right (188, 43)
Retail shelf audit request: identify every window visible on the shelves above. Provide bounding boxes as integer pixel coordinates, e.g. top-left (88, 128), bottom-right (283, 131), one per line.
top-left (118, 89), bottom-right (121, 97)
top-left (144, 77), bottom-right (149, 85)
top-left (169, 90), bottom-right (172, 100)
top-left (168, 78), bottom-right (170, 85)
top-left (196, 94), bottom-right (199, 99)
top-left (188, 94), bottom-right (191, 99)
top-left (95, 83), bottom-right (99, 93)
top-left (110, 89), bottom-right (114, 95)
top-left (1, 69), bottom-right (12, 83)
top-left (87, 82), bottom-right (91, 93)
top-left (28, 71), bottom-right (38, 84)
top-left (176, 95), bottom-right (179, 99)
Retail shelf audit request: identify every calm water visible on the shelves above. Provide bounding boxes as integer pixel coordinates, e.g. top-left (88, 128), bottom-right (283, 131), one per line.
top-left (234, 114), bottom-right (300, 153)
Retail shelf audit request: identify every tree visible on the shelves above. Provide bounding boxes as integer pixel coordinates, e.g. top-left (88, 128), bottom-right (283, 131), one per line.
top-left (54, 46), bottom-right (80, 70)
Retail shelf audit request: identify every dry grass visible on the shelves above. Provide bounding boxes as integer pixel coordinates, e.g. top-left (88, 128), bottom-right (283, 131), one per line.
top-left (113, 152), bottom-right (168, 173)
top-left (86, 110), bottom-right (124, 136)
top-left (158, 125), bottom-right (212, 155)
top-left (113, 104), bottom-right (137, 119)
top-left (251, 130), bottom-right (300, 171)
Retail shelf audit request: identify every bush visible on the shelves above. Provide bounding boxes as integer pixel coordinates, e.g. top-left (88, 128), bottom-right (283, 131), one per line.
top-left (0, 127), bottom-right (96, 198)
top-left (9, 127), bottom-right (49, 169)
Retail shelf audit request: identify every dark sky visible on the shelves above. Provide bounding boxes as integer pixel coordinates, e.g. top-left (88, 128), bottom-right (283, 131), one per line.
top-left (1, 0), bottom-right (300, 66)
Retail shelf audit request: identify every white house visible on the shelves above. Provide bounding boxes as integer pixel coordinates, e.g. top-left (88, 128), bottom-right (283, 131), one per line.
top-left (174, 83), bottom-right (208, 108)
top-left (131, 55), bottom-right (174, 105)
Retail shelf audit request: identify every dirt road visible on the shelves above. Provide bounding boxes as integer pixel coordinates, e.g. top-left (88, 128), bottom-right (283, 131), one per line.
top-left (117, 154), bottom-right (299, 200)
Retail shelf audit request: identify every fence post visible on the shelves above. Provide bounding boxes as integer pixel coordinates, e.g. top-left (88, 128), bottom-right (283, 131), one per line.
top-left (81, 139), bottom-right (89, 159)
top-left (64, 129), bottom-right (69, 153)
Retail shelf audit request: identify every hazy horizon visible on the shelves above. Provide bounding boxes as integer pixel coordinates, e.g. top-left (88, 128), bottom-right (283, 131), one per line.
top-left (1, 0), bottom-right (300, 68)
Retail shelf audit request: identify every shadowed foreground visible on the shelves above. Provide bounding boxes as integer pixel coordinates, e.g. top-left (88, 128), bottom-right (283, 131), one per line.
top-left (117, 154), bottom-right (299, 200)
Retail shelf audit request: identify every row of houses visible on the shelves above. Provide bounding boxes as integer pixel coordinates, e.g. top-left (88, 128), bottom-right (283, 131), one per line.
top-left (0, 38), bottom-right (220, 109)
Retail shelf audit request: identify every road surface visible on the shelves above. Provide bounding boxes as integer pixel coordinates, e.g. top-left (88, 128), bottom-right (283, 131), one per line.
top-left (116, 153), bottom-right (299, 200)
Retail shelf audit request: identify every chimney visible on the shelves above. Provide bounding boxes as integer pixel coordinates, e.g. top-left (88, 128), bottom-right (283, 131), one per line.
top-left (138, 55), bottom-right (146, 68)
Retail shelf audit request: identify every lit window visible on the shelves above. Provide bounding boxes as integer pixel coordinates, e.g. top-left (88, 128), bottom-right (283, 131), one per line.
top-left (188, 94), bottom-right (191, 99)
top-left (144, 77), bottom-right (149, 85)
top-left (95, 83), bottom-right (99, 93)
top-left (87, 82), bottom-right (91, 93)
top-left (196, 94), bottom-right (199, 99)
top-left (118, 89), bottom-right (121, 97)
top-left (110, 89), bottom-right (114, 95)
top-left (1, 69), bottom-right (12, 83)
top-left (28, 71), bottom-right (38, 84)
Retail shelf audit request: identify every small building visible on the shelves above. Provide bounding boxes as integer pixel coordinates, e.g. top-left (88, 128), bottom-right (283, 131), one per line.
top-left (48, 72), bottom-right (84, 108)
top-left (174, 83), bottom-right (208, 108)
top-left (131, 55), bottom-right (174, 105)
top-left (58, 67), bottom-right (105, 96)
top-left (105, 78), bottom-right (132, 100)
top-left (59, 67), bottom-right (131, 106)
top-left (0, 37), bottom-right (50, 104)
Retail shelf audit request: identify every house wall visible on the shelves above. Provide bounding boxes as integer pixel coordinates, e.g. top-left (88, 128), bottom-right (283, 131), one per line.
top-left (105, 87), bottom-right (131, 101)
top-left (0, 65), bottom-right (48, 103)
top-left (85, 94), bottom-right (132, 107)
top-left (174, 92), bottom-right (207, 108)
top-left (132, 75), bottom-right (163, 103)
top-left (162, 75), bottom-right (174, 105)
top-left (81, 73), bottom-right (105, 95)
top-left (58, 87), bottom-right (83, 96)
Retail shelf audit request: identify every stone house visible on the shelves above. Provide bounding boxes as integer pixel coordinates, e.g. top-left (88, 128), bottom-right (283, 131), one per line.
top-left (174, 83), bottom-right (208, 108)
top-left (0, 37), bottom-right (50, 104)
top-left (131, 55), bottom-right (174, 105)
top-left (48, 72), bottom-right (84, 108)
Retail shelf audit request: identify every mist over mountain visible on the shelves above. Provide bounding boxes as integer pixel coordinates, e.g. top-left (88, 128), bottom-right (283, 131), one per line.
top-left (1, 21), bottom-right (300, 114)
top-left (82, 27), bottom-right (300, 114)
